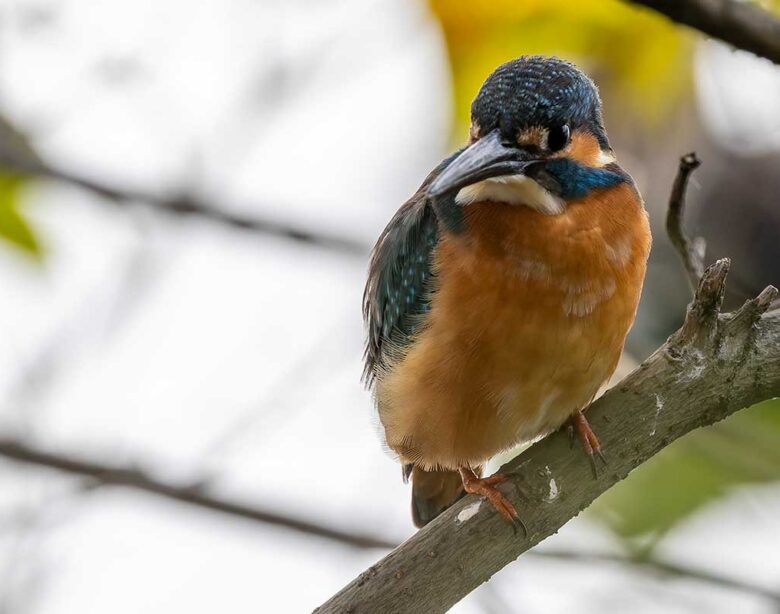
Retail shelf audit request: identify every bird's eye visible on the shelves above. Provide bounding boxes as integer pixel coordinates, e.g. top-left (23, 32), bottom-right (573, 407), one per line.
top-left (547, 124), bottom-right (570, 152)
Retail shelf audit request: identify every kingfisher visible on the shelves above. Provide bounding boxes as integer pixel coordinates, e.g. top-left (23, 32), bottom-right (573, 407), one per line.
top-left (363, 55), bottom-right (651, 528)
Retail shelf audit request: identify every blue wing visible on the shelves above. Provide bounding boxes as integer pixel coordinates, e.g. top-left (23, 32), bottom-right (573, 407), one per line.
top-left (362, 152), bottom-right (460, 386)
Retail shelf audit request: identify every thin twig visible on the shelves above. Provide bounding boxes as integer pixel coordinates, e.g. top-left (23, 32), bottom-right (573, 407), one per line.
top-left (625, 0), bottom-right (780, 65)
top-left (666, 152), bottom-right (704, 294)
top-left (0, 437), bottom-right (396, 550)
top-left (3, 436), bottom-right (775, 604)
top-left (0, 145), bottom-right (369, 257)
top-left (532, 550), bottom-right (780, 605)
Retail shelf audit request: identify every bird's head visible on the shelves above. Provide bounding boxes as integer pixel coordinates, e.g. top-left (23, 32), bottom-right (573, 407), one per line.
top-left (428, 56), bottom-right (626, 221)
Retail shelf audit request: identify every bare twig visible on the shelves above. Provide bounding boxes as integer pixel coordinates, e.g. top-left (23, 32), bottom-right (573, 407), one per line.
top-left (2, 427), bottom-right (777, 606)
top-left (533, 550), bottom-right (780, 605)
top-left (666, 152), bottom-right (704, 294)
top-left (625, 0), bottom-right (780, 65)
top-left (0, 142), bottom-right (369, 257)
top-left (0, 437), bottom-right (396, 550)
top-left (3, 440), bottom-right (775, 605)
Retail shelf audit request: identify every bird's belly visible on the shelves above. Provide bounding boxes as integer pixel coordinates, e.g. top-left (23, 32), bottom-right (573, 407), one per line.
top-left (376, 197), bottom-right (649, 470)
top-left (377, 292), bottom-right (628, 470)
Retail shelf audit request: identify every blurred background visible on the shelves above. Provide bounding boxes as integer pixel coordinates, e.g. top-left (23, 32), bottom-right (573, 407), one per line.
top-left (0, 0), bottom-right (779, 612)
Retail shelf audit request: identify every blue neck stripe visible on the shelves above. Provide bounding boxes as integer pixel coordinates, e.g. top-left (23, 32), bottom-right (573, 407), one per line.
top-left (542, 158), bottom-right (625, 200)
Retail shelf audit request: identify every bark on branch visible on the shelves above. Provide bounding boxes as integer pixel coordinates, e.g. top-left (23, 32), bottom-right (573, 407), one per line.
top-left (315, 156), bottom-right (780, 613)
top-left (625, 0), bottom-right (780, 65)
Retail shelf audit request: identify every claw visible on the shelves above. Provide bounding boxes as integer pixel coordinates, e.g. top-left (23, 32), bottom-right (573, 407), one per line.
top-left (508, 513), bottom-right (528, 537)
top-left (458, 468), bottom-right (527, 537)
top-left (587, 454), bottom-right (598, 479)
top-left (571, 410), bottom-right (605, 478)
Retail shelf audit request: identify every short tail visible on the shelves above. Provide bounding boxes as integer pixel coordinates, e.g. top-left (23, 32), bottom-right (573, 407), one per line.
top-left (408, 466), bottom-right (467, 528)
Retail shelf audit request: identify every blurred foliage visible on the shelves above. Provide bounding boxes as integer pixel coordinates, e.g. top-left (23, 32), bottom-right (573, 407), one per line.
top-left (0, 114), bottom-right (42, 256)
top-left (428, 0), bottom-right (694, 135)
top-left (0, 171), bottom-right (39, 255)
top-left (591, 398), bottom-right (780, 552)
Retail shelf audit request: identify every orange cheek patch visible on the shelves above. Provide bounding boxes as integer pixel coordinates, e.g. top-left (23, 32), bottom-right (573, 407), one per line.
top-left (560, 131), bottom-right (607, 167)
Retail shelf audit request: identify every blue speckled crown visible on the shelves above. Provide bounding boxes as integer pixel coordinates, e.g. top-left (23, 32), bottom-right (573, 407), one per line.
top-left (471, 55), bottom-right (609, 149)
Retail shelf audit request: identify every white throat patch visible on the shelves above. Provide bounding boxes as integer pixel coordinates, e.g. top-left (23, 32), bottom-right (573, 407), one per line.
top-left (455, 175), bottom-right (565, 216)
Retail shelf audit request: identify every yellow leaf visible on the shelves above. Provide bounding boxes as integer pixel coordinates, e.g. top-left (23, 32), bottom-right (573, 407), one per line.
top-left (0, 171), bottom-right (41, 256)
top-left (427, 0), bottom-right (693, 136)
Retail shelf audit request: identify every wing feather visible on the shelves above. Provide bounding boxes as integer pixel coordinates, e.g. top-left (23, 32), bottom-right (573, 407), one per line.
top-left (362, 152), bottom-right (460, 386)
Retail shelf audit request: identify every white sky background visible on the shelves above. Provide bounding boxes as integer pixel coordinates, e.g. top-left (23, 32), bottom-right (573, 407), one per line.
top-left (0, 0), bottom-right (778, 612)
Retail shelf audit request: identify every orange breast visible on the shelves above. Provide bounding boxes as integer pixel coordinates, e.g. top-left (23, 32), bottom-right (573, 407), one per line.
top-left (376, 183), bottom-right (651, 471)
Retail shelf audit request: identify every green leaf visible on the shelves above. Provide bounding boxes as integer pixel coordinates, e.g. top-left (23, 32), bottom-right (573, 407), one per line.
top-left (590, 398), bottom-right (780, 550)
top-left (0, 171), bottom-right (41, 255)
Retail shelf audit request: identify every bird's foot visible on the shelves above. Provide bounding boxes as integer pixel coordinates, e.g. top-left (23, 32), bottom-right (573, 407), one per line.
top-left (458, 467), bottom-right (526, 535)
top-left (570, 410), bottom-right (607, 478)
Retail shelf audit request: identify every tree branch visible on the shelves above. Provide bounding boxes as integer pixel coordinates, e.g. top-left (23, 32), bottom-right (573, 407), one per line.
top-left (666, 152), bottom-right (705, 294)
top-left (624, 0), bottom-right (780, 65)
top-left (315, 153), bottom-right (780, 612)
top-left (0, 137), bottom-right (369, 257)
top-left (0, 437), bottom-right (395, 550)
top-left (533, 549), bottom-right (780, 605)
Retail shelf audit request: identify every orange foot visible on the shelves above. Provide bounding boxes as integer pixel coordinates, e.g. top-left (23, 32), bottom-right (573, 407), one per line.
top-left (570, 410), bottom-right (607, 478)
top-left (458, 467), bottom-right (526, 535)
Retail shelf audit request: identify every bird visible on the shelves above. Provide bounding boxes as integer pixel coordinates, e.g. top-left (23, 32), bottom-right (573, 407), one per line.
top-left (362, 55), bottom-right (651, 528)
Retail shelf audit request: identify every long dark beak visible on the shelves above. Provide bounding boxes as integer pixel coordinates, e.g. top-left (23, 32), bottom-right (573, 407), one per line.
top-left (427, 129), bottom-right (535, 199)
